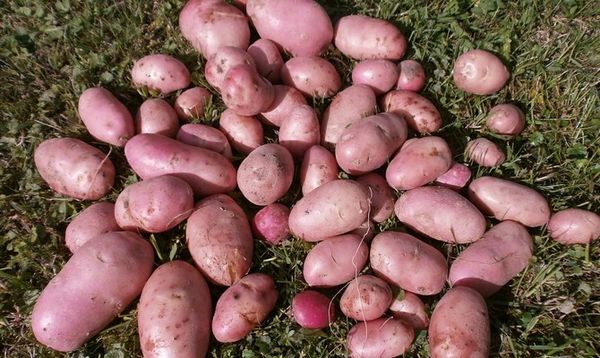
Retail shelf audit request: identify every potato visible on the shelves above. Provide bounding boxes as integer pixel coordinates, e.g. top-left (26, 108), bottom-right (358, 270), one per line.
top-left (219, 109), bottom-right (264, 154)
top-left (174, 87), bottom-right (211, 120)
top-left (303, 234), bottom-right (369, 287)
top-left (176, 123), bottom-right (233, 159)
top-left (179, 0), bottom-right (250, 58)
top-left (466, 138), bottom-right (506, 167)
top-left (212, 273), bottom-right (278, 342)
top-left (259, 85), bottom-right (308, 127)
top-left (222, 64), bottom-right (275, 116)
top-left (340, 275), bottom-right (393, 321)
top-left (334, 15), bottom-right (407, 61)
top-left (114, 175), bottom-right (194, 233)
top-left (370, 231), bottom-right (447, 295)
top-left (468, 176), bottom-right (551, 227)
top-left (31, 231), bottom-right (153, 352)
top-left (429, 286), bottom-right (490, 357)
top-left (292, 290), bottom-right (335, 329)
top-left (131, 54), bottom-right (191, 95)
top-left (548, 208), bottom-right (600, 245)
top-left (135, 98), bottom-right (179, 137)
top-left (125, 134), bottom-right (236, 196)
top-left (186, 194), bottom-right (253, 286)
top-left (281, 56), bottom-right (342, 98)
top-left (204, 46), bottom-right (256, 92)
top-left (433, 162), bottom-right (472, 191)
top-left (138, 261), bottom-right (211, 358)
top-left (248, 39), bottom-right (284, 83)
top-left (449, 220), bottom-right (533, 297)
top-left (64, 202), bottom-right (119, 253)
top-left (347, 318), bottom-right (414, 358)
top-left (486, 103), bottom-right (526, 136)
top-left (397, 60), bottom-right (426, 92)
top-left (356, 173), bottom-right (395, 223)
top-left (246, 0), bottom-right (333, 57)
top-left (252, 203), bottom-right (290, 245)
top-left (34, 138), bottom-right (115, 200)
top-left (299, 145), bottom-right (339, 195)
top-left (389, 290), bottom-right (429, 330)
top-left (237, 144), bottom-right (294, 205)
top-left (381, 89), bottom-right (442, 133)
top-left (351, 59), bottom-right (399, 95)
top-left (350, 219), bottom-right (376, 241)
top-left (78, 87), bottom-right (134, 146)
top-left (385, 136), bottom-right (452, 190)
top-left (321, 85), bottom-right (377, 147)
top-left (289, 179), bottom-right (369, 241)
top-left (278, 105), bottom-right (321, 159)
top-left (335, 113), bottom-right (408, 175)
top-left (453, 49), bottom-right (510, 95)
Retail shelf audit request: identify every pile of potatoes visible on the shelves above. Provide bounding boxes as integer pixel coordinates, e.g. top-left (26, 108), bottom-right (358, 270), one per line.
top-left (31, 0), bottom-right (600, 357)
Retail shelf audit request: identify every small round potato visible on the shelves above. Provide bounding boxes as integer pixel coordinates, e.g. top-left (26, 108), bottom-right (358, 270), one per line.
top-left (176, 123), bottom-right (233, 159)
top-left (486, 103), bottom-right (526, 136)
top-left (389, 290), bottom-right (429, 330)
top-left (219, 109), bottom-right (264, 155)
top-left (78, 87), bottom-right (134, 146)
top-left (204, 46), bottom-right (256, 92)
top-left (281, 56), bottom-right (342, 98)
top-left (381, 90), bottom-right (442, 133)
top-left (453, 49), bottom-right (510, 95)
top-left (347, 318), bottom-right (414, 358)
top-left (397, 60), bottom-right (426, 92)
top-left (65, 202), bottom-right (119, 253)
top-left (356, 173), bottom-right (395, 223)
top-left (299, 145), bottom-right (339, 195)
top-left (433, 162), bottom-right (472, 191)
top-left (259, 85), bottom-right (308, 127)
top-left (466, 138), bottom-right (506, 167)
top-left (248, 39), bottom-right (284, 83)
top-left (278, 105), bottom-right (321, 159)
top-left (174, 87), bottom-right (211, 120)
top-left (131, 54), bottom-right (191, 95)
top-left (222, 64), bottom-right (275, 116)
top-left (135, 98), bottom-right (179, 137)
top-left (340, 275), bottom-right (393, 321)
top-left (252, 203), bottom-right (291, 245)
top-left (548, 208), bottom-right (600, 245)
top-left (292, 290), bottom-right (335, 329)
top-left (351, 59), bottom-right (399, 95)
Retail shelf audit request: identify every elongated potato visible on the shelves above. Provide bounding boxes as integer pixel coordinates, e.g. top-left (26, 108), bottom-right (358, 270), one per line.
top-left (131, 54), bottom-right (191, 95)
top-left (434, 162), bottom-right (472, 191)
top-left (281, 56), bottom-right (342, 98)
top-left (300, 145), bottom-right (339, 195)
top-left (397, 60), bottom-right (426, 92)
top-left (65, 202), bottom-right (119, 253)
top-left (259, 85), bottom-right (308, 127)
top-left (135, 98), bottom-right (179, 137)
top-left (548, 208), bottom-right (600, 245)
top-left (222, 64), bottom-right (275, 116)
top-left (340, 275), bottom-right (393, 321)
top-left (356, 173), bottom-right (395, 223)
top-left (466, 138), bottom-right (505, 167)
top-left (347, 318), bottom-right (414, 358)
top-left (31, 232), bottom-right (153, 352)
top-left (278, 105), bottom-right (321, 159)
top-left (453, 49), bottom-right (509, 95)
top-left (219, 109), bottom-right (264, 154)
top-left (174, 87), bottom-right (211, 120)
top-left (204, 46), bottom-right (256, 92)
top-left (381, 90), bottom-right (441, 133)
top-left (247, 39), bottom-right (284, 83)
top-left (138, 261), bottom-right (211, 358)
top-left (351, 59), bottom-right (399, 95)
top-left (389, 290), bottom-right (429, 330)
top-left (176, 123), bottom-right (233, 158)
top-left (78, 87), bottom-right (134, 146)
top-left (486, 103), bottom-right (526, 136)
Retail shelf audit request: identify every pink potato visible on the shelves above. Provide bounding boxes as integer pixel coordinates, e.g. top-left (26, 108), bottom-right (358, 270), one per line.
top-left (179, 0), bottom-right (250, 58)
top-left (138, 261), bottom-right (212, 358)
top-left (356, 173), bottom-right (395, 223)
top-left (34, 138), bottom-right (115, 200)
top-left (246, 0), bottom-right (333, 57)
top-left (176, 123), bottom-right (233, 159)
top-left (281, 57), bottom-right (342, 98)
top-left (351, 59), bottom-right (399, 95)
top-left (259, 85), bottom-right (308, 127)
top-left (347, 318), bottom-right (414, 358)
top-left (186, 194), bottom-right (253, 286)
top-left (381, 90), bottom-right (442, 133)
top-left (221, 64), bottom-right (275, 116)
top-left (486, 103), bottom-right (526, 136)
top-left (299, 145), bottom-right (339, 195)
top-left (350, 219), bottom-right (376, 241)
top-left (292, 290), bottom-right (335, 329)
top-left (31, 231), bottom-right (153, 352)
top-left (237, 144), bottom-right (294, 206)
top-left (303, 234), bottom-right (369, 287)
top-left (135, 98), bottom-right (179, 137)
top-left (125, 134), bottom-right (236, 196)
top-left (453, 49), bottom-right (510, 95)
top-left (434, 162), bottom-right (472, 191)
top-left (548, 208), bottom-right (600, 245)
top-left (131, 54), bottom-right (191, 95)
top-left (252, 203), bottom-right (290, 245)
top-left (389, 290), bottom-right (429, 330)
top-left (466, 138), bottom-right (506, 167)
top-left (397, 60), bottom-right (426, 92)
top-left (174, 87), bottom-right (211, 120)
top-left (247, 39), bottom-right (284, 83)
top-left (78, 87), bottom-right (134, 146)
top-left (204, 46), bottom-right (256, 92)
top-left (468, 176), bottom-right (551, 227)
top-left (219, 109), bottom-right (264, 154)
top-left (340, 275), bottom-right (393, 321)
top-left (212, 273), bottom-right (278, 342)
top-left (278, 105), bottom-right (321, 159)
top-left (65, 202), bottom-right (119, 253)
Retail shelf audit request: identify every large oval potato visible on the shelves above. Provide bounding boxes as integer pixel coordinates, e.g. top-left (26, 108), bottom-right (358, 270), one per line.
top-left (370, 231), bottom-right (448, 295)
top-left (381, 90), bottom-right (442, 133)
top-left (138, 261), bottom-right (212, 358)
top-left (466, 138), bottom-right (506, 167)
top-left (34, 138), bottom-right (115, 200)
top-left (289, 179), bottom-right (369, 241)
top-left (247, 38), bottom-right (284, 83)
top-left (347, 318), bottom-right (414, 358)
top-left (176, 123), bottom-right (233, 159)
top-left (174, 87), bottom-right (211, 120)
top-left (259, 85), bottom-right (308, 127)
top-left (31, 231), bottom-right (153, 352)
top-left (299, 145), bottom-right (339, 195)
top-left (204, 46), bottom-right (256, 91)
top-left (548, 208), bottom-right (600, 245)
top-left (351, 59), bottom-right (399, 95)
top-left (468, 176), bottom-right (551, 227)
top-left (340, 275), bottom-right (393, 321)
top-left (389, 290), bottom-right (430, 330)
top-left (212, 273), bottom-right (278, 343)
top-left (78, 87), bottom-right (134, 146)
top-left (278, 105), bottom-right (321, 159)
top-left (453, 49), bottom-right (509, 95)
top-left (65, 202), bottom-right (119, 253)
top-left (135, 98), bottom-right (179, 137)
top-left (125, 133), bottom-right (236, 196)
top-left (281, 57), bottom-right (342, 98)
top-left (219, 109), bottom-right (264, 155)
top-left (222, 64), bottom-right (275, 116)
top-left (131, 54), bottom-right (191, 95)
top-left (356, 173), bottom-right (395, 223)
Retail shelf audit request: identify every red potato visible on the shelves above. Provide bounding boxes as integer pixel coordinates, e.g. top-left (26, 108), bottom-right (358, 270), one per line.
top-left (186, 194), bottom-right (253, 286)
top-left (469, 176), bottom-right (551, 227)
top-left (65, 202), bottom-right (119, 253)
top-left (340, 275), bottom-right (393, 321)
top-left (389, 290), bottom-right (429, 330)
top-left (381, 90), bottom-right (442, 133)
top-left (31, 232), bottom-right (153, 352)
top-left (299, 145), bottom-right (339, 195)
top-left (356, 173), bottom-right (395, 223)
top-left (34, 138), bottom-right (115, 200)
top-left (351, 59), bottom-right (399, 95)
top-left (174, 87), bottom-right (211, 120)
top-left (347, 318), bottom-right (414, 358)
top-left (466, 138), bottom-right (506, 167)
top-left (135, 98), bottom-right (179, 137)
top-left (486, 103), bottom-right (526, 136)
top-left (350, 219), bottom-right (376, 241)
top-left (397, 60), bottom-right (426, 92)
top-left (247, 39), bottom-right (284, 83)
top-left (289, 179), bottom-right (369, 241)
top-left (278, 105), bottom-right (321, 159)
top-left (237, 144), bottom-right (294, 206)
top-left (78, 87), bottom-right (134, 146)
top-left (246, 0), bottom-right (333, 57)
top-left (125, 133), bottom-right (236, 196)
top-left (334, 15), bottom-right (407, 61)
top-left (429, 286), bottom-right (490, 357)
top-left (179, 0), bottom-right (250, 58)
top-left (449, 220), bottom-right (533, 297)
top-left (212, 273), bottom-right (278, 342)
top-left (138, 261), bottom-right (211, 358)
top-left (222, 64), bottom-right (275, 116)
top-left (370, 231), bottom-right (448, 295)
top-left (434, 162), bottom-right (472, 191)
top-left (204, 46), bottom-right (256, 92)
top-left (303, 234), bottom-right (369, 287)
top-left (131, 54), bottom-right (191, 95)
top-left (548, 208), bottom-right (600, 245)
top-left (453, 49), bottom-right (510, 95)
top-left (281, 57), bottom-right (342, 98)
top-left (259, 85), bottom-right (308, 127)
top-left (176, 123), bottom-right (233, 159)
top-left (219, 109), bottom-right (264, 155)
top-left (252, 203), bottom-right (290, 245)
top-left (292, 290), bottom-right (335, 329)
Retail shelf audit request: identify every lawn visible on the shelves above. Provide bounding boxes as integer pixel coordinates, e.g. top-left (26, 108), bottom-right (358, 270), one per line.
top-left (0, 0), bottom-right (599, 357)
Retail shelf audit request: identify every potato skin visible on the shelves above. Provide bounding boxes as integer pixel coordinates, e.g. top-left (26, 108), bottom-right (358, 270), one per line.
top-left (174, 87), bottom-right (211, 120)
top-left (252, 203), bottom-right (290, 245)
top-left (131, 54), bottom-right (191, 95)
top-left (292, 290), bottom-right (335, 329)
top-left (34, 138), bottom-right (115, 200)
top-left (65, 202), bottom-right (119, 253)
top-left (429, 286), bottom-right (490, 358)
top-left (468, 176), bottom-right (551, 227)
top-left (204, 46), bottom-right (256, 92)
top-left (340, 275), bottom-right (393, 321)
top-left (370, 231), bottom-right (448, 295)
top-left (247, 39), bottom-right (284, 83)
top-left (278, 105), bottom-right (321, 159)
top-left (78, 87), bottom-right (134, 146)
top-left (548, 208), bottom-right (600, 245)
top-left (212, 273), bottom-right (278, 343)
top-left (135, 98), bottom-right (179, 137)
top-left (347, 318), bottom-right (414, 358)
top-left (219, 109), bottom-right (264, 155)
top-left (389, 290), bottom-right (429, 330)
top-left (281, 56), bottom-right (342, 98)
top-left (259, 85), bottom-right (308, 127)
top-left (434, 162), bottom-right (472, 191)
top-left (466, 138), bottom-right (506, 167)
top-left (299, 145), bottom-right (339, 195)
top-left (453, 49), bottom-right (509, 95)
top-left (351, 59), bottom-right (399, 95)
top-left (289, 179), bottom-right (369, 241)
top-left (397, 60), bottom-right (426, 92)
top-left (381, 89), bottom-right (442, 133)
top-left (138, 261), bottom-right (212, 358)
top-left (486, 103), bottom-right (525, 136)
top-left (176, 123), bottom-right (233, 159)
top-left (31, 231), bottom-right (153, 352)
top-left (356, 173), bottom-right (395, 223)
top-left (222, 64), bottom-right (275, 116)
top-left (125, 133), bottom-right (236, 196)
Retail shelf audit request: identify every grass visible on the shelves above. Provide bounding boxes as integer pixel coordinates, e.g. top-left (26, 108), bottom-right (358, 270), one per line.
top-left (0, 0), bottom-right (598, 356)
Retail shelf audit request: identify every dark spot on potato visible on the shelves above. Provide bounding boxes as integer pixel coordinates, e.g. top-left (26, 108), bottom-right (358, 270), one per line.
top-left (233, 292), bottom-right (240, 300)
